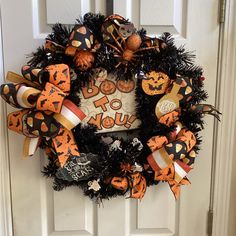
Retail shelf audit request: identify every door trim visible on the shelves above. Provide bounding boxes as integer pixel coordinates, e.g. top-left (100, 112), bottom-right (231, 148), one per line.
top-left (0, 4), bottom-right (13, 236)
top-left (212, 0), bottom-right (236, 235)
top-left (0, 100), bottom-right (13, 236)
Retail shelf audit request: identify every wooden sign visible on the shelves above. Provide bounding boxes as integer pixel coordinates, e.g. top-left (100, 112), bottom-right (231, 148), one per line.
top-left (79, 74), bottom-right (140, 133)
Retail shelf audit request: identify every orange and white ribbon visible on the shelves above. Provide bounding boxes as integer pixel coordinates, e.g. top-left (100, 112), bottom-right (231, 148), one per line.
top-left (54, 99), bottom-right (86, 130)
top-left (147, 147), bottom-right (173, 171)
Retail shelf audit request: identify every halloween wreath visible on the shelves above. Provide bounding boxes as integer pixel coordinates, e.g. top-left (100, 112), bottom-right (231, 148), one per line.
top-left (0, 13), bottom-right (220, 201)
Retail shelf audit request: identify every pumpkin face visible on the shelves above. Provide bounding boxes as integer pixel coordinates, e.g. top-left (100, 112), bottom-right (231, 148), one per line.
top-left (142, 71), bottom-right (170, 95)
top-left (116, 79), bottom-right (135, 93)
top-left (100, 79), bottom-right (116, 95)
top-left (102, 116), bottom-right (115, 129)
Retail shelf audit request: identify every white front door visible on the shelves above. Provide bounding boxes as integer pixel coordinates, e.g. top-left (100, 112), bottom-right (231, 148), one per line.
top-left (0, 0), bottom-right (219, 235)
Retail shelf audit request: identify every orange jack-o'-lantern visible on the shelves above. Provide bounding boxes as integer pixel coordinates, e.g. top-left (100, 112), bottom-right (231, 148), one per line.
top-left (100, 79), bottom-right (116, 95)
top-left (116, 79), bottom-right (135, 93)
top-left (102, 116), bottom-right (115, 129)
top-left (142, 71), bottom-right (170, 95)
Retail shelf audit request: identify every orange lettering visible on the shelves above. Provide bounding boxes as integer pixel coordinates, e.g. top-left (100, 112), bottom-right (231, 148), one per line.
top-left (125, 115), bottom-right (137, 128)
top-left (110, 99), bottom-right (122, 110)
top-left (81, 80), bottom-right (99, 99)
top-left (94, 96), bottom-right (109, 112)
top-left (88, 113), bottom-right (103, 130)
top-left (115, 112), bottom-right (129, 126)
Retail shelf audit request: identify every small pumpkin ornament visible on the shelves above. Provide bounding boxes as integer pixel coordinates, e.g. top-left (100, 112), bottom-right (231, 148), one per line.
top-left (65, 25), bottom-right (100, 71)
top-left (73, 50), bottom-right (95, 71)
top-left (100, 79), bottom-right (116, 95)
top-left (142, 71), bottom-right (170, 95)
top-left (102, 116), bottom-right (115, 129)
top-left (116, 79), bottom-right (135, 93)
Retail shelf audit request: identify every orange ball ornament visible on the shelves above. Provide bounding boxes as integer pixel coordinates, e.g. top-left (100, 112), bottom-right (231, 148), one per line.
top-left (74, 50), bottom-right (95, 71)
top-left (126, 33), bottom-right (142, 51)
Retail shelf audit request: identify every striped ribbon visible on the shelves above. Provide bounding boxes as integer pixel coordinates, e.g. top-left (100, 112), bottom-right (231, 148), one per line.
top-left (174, 160), bottom-right (192, 183)
top-left (54, 99), bottom-right (86, 130)
top-left (147, 147), bottom-right (173, 171)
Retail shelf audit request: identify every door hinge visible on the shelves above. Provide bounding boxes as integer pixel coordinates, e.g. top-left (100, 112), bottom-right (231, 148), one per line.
top-left (219, 0), bottom-right (226, 23)
top-left (207, 209), bottom-right (214, 236)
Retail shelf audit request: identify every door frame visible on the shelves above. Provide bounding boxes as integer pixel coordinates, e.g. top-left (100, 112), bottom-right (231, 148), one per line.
top-left (0, 5), bottom-right (13, 236)
top-left (0, 1), bottom-right (235, 235)
top-left (212, 0), bottom-right (236, 235)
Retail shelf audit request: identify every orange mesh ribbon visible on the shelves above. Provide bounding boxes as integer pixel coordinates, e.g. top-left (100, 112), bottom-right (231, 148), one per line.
top-left (0, 64), bottom-right (86, 166)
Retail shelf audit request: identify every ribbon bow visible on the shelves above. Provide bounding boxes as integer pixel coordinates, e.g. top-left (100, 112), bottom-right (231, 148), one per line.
top-left (45, 25), bottom-right (100, 71)
top-left (0, 64), bottom-right (86, 167)
top-left (147, 121), bottom-right (196, 199)
top-left (110, 163), bottom-right (147, 199)
top-left (147, 73), bottom-right (220, 198)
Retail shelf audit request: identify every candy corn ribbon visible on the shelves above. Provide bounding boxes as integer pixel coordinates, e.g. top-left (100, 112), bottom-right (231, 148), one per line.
top-left (147, 123), bottom-right (196, 199)
top-left (0, 64), bottom-right (86, 167)
top-left (148, 74), bottom-right (220, 198)
top-left (45, 25), bottom-right (100, 70)
top-left (110, 163), bottom-right (147, 199)
top-left (148, 75), bottom-right (196, 198)
top-left (150, 76), bottom-right (195, 198)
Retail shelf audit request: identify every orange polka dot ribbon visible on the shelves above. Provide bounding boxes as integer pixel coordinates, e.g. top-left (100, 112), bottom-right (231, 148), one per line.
top-left (0, 64), bottom-right (86, 166)
top-left (110, 163), bottom-right (147, 199)
top-left (146, 122), bottom-right (196, 199)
